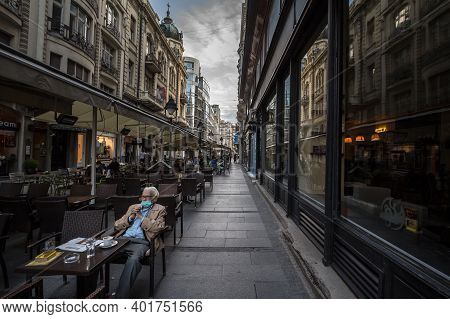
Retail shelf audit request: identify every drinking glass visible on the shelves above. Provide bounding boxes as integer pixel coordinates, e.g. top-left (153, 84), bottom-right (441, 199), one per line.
top-left (85, 237), bottom-right (96, 258)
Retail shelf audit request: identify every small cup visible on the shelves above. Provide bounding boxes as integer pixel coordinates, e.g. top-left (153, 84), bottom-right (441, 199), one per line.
top-left (102, 237), bottom-right (113, 247)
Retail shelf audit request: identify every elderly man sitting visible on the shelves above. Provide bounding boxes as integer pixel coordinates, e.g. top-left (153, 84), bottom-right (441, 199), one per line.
top-left (113, 187), bottom-right (166, 298)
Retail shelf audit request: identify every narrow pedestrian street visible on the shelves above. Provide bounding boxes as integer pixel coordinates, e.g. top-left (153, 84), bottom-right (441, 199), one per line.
top-left (151, 164), bottom-right (310, 298)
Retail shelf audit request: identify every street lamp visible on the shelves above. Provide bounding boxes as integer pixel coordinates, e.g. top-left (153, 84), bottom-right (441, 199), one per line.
top-left (208, 131), bottom-right (214, 158)
top-left (165, 97), bottom-right (178, 119)
top-left (165, 98), bottom-right (177, 172)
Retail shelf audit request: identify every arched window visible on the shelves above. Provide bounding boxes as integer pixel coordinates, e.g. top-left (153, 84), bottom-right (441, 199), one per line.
top-left (395, 5), bottom-right (410, 29)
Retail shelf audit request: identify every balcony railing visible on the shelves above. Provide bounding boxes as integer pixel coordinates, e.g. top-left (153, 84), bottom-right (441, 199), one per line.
top-left (139, 90), bottom-right (164, 110)
top-left (47, 17), bottom-right (95, 59)
top-left (387, 63), bottom-right (413, 86)
top-left (0, 0), bottom-right (21, 17)
top-left (145, 52), bottom-right (161, 74)
top-left (104, 19), bottom-right (120, 41)
top-left (100, 57), bottom-right (119, 78)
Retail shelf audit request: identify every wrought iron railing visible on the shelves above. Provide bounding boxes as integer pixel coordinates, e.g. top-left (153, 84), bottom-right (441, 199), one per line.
top-left (100, 57), bottom-right (119, 78)
top-left (104, 19), bottom-right (120, 41)
top-left (47, 17), bottom-right (95, 59)
top-left (0, 0), bottom-right (21, 17)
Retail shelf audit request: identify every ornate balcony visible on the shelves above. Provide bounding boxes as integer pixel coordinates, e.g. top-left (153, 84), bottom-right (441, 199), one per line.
top-left (100, 57), bottom-right (119, 78)
top-left (138, 90), bottom-right (164, 111)
top-left (104, 19), bottom-right (120, 42)
top-left (47, 17), bottom-right (95, 59)
top-left (145, 52), bottom-right (161, 74)
top-left (0, 0), bottom-right (21, 17)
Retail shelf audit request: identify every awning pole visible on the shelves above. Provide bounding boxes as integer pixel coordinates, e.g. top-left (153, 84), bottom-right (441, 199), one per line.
top-left (17, 112), bottom-right (25, 173)
top-left (91, 107), bottom-right (97, 195)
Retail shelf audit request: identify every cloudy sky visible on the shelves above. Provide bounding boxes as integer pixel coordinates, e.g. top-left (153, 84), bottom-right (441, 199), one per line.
top-left (151, 0), bottom-right (242, 123)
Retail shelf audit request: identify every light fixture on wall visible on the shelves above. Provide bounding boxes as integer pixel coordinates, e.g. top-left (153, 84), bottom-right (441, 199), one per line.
top-left (344, 137), bottom-right (353, 143)
top-left (120, 127), bottom-right (131, 136)
top-left (56, 114), bottom-right (78, 126)
top-left (355, 135), bottom-right (365, 142)
top-left (371, 134), bottom-right (381, 142)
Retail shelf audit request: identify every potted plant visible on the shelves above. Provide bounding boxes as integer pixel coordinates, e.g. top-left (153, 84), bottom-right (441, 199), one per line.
top-left (23, 159), bottom-right (38, 174)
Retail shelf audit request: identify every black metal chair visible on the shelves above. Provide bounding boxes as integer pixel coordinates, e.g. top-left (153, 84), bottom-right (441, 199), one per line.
top-left (110, 196), bottom-right (140, 221)
top-left (0, 182), bottom-right (23, 197)
top-left (158, 184), bottom-right (179, 196)
top-left (157, 194), bottom-right (183, 245)
top-left (26, 183), bottom-right (50, 202)
top-left (204, 173), bottom-right (214, 191)
top-left (0, 198), bottom-right (39, 251)
top-left (34, 198), bottom-right (67, 239)
top-left (181, 178), bottom-right (202, 207)
top-left (123, 179), bottom-right (141, 196)
top-left (1, 277), bottom-right (44, 299)
top-left (0, 213), bottom-right (13, 289)
top-left (92, 184), bottom-right (118, 228)
top-left (189, 172), bottom-right (206, 200)
top-left (162, 177), bottom-right (178, 185)
top-left (28, 210), bottom-right (105, 259)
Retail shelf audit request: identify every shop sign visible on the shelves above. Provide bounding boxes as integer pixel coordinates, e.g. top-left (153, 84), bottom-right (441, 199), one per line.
top-left (0, 120), bottom-right (20, 131)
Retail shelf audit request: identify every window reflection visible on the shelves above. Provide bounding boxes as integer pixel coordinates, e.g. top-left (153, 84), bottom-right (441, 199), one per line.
top-left (296, 27), bottom-right (328, 203)
top-left (265, 95), bottom-right (276, 174)
top-left (343, 0), bottom-right (450, 275)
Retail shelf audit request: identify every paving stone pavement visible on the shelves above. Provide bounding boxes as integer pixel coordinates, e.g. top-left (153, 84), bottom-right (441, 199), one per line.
top-left (1, 164), bottom-right (310, 299)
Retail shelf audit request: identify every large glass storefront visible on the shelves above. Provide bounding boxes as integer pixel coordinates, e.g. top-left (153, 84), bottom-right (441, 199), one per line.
top-left (342, 0), bottom-right (450, 276)
top-left (295, 27), bottom-right (328, 204)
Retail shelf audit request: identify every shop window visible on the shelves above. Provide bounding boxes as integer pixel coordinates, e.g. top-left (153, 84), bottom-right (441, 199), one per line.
top-left (295, 27), bottom-right (328, 204)
top-left (49, 52), bottom-right (62, 70)
top-left (343, 0), bottom-right (450, 276)
top-left (281, 74), bottom-right (290, 181)
top-left (265, 95), bottom-right (276, 175)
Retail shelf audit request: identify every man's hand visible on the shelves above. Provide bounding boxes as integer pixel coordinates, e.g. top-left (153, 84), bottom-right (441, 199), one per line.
top-left (129, 204), bottom-right (141, 220)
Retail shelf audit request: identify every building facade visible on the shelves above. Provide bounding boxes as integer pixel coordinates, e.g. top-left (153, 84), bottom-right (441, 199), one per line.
top-left (183, 56), bottom-right (210, 130)
top-left (0, 0), bottom-right (188, 173)
top-left (238, 0), bottom-right (449, 298)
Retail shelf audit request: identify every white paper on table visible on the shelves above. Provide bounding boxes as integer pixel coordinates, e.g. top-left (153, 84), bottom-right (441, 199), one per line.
top-left (57, 237), bottom-right (86, 252)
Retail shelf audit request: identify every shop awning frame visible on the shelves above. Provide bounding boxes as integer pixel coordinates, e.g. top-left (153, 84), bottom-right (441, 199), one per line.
top-left (0, 43), bottom-right (196, 138)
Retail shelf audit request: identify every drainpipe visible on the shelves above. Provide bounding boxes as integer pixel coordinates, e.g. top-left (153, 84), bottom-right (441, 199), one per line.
top-left (91, 107), bottom-right (97, 195)
top-left (137, 12), bottom-right (143, 99)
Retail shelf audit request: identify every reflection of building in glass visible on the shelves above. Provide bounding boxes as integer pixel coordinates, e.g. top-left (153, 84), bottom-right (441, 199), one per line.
top-left (343, 0), bottom-right (450, 276)
top-left (297, 29), bottom-right (328, 200)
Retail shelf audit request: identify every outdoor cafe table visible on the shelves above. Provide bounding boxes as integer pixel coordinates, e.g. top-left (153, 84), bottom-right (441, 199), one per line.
top-left (16, 238), bottom-right (129, 298)
top-left (67, 195), bottom-right (96, 208)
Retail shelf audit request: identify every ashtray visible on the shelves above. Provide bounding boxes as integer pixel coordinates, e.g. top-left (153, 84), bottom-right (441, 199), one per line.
top-left (63, 253), bottom-right (80, 264)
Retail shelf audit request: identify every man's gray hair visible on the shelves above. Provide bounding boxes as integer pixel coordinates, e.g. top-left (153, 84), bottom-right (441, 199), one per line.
top-left (142, 186), bottom-right (159, 201)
